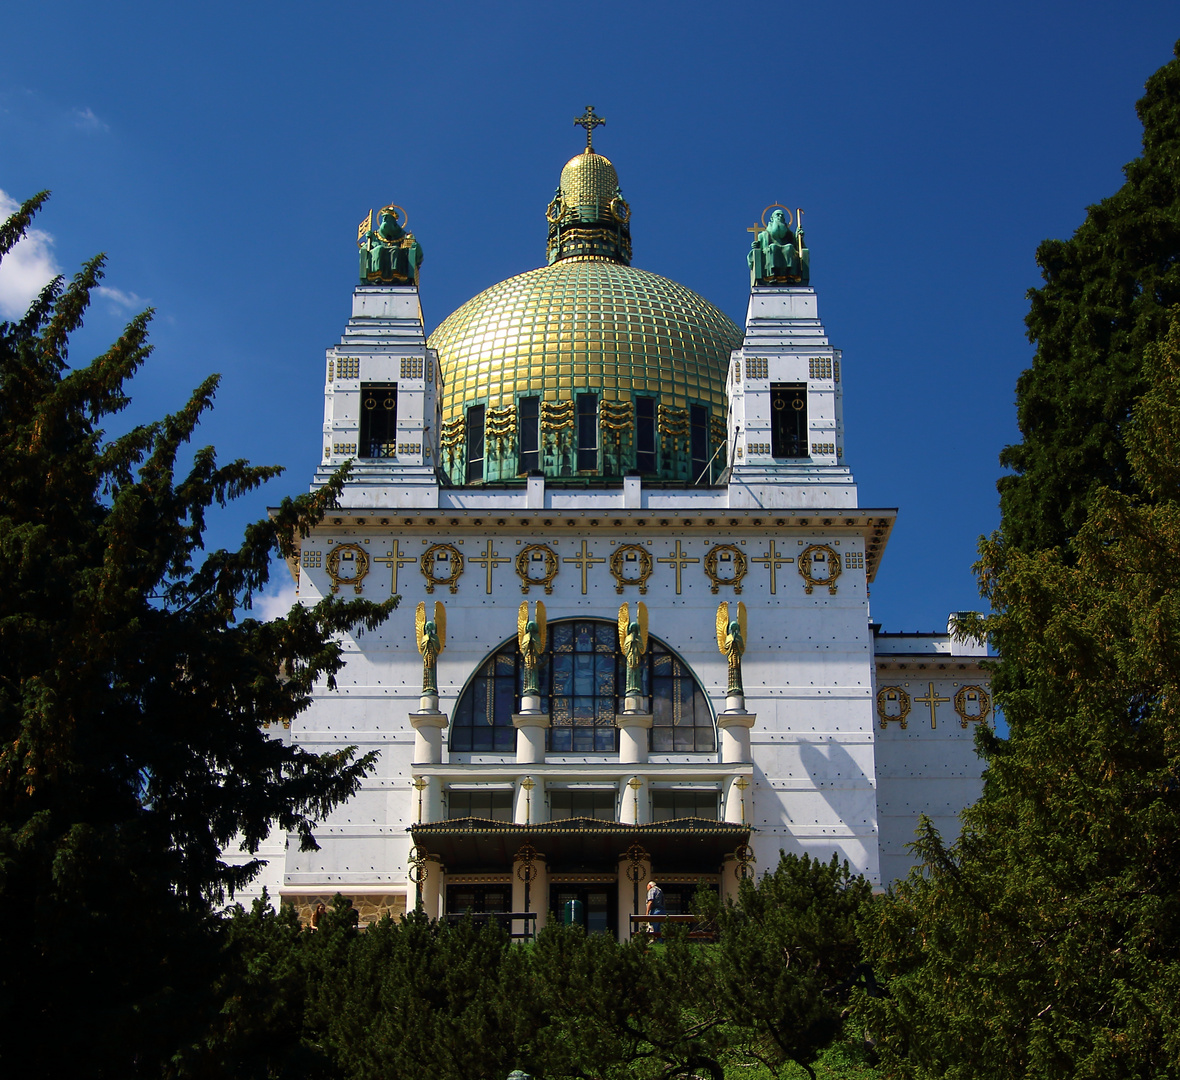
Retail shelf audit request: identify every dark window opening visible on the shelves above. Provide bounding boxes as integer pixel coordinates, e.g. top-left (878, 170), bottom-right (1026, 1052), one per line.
top-left (652, 790), bottom-right (719, 821)
top-left (550, 789), bottom-right (616, 820)
top-left (519, 396), bottom-right (540, 474)
top-left (550, 885), bottom-right (614, 936)
top-left (448, 789), bottom-right (512, 820)
top-left (449, 619), bottom-right (716, 755)
top-left (770, 383), bottom-right (808, 458)
top-left (577, 393), bottom-right (598, 471)
top-left (690, 404), bottom-right (709, 480)
top-left (636, 397), bottom-right (657, 472)
top-left (466, 404), bottom-right (486, 482)
top-left (359, 383), bottom-right (398, 458)
top-left (446, 884), bottom-right (510, 913)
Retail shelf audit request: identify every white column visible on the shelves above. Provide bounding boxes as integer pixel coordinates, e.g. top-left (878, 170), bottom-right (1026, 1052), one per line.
top-left (512, 853), bottom-right (547, 937)
top-left (419, 858), bottom-right (444, 919)
top-left (409, 710), bottom-right (447, 764)
top-left (717, 711), bottom-right (756, 764)
top-left (513, 712), bottom-right (549, 764)
top-left (617, 849), bottom-right (651, 941)
top-left (411, 775), bottom-right (444, 823)
top-left (619, 774), bottom-right (649, 825)
top-left (616, 712), bottom-right (652, 765)
top-left (513, 775), bottom-right (542, 824)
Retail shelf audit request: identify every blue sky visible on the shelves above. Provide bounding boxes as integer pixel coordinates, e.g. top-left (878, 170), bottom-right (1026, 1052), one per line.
top-left (1, 2), bottom-right (1176, 631)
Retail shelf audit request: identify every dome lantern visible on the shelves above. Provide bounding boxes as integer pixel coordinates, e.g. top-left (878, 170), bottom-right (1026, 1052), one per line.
top-left (545, 107), bottom-right (632, 265)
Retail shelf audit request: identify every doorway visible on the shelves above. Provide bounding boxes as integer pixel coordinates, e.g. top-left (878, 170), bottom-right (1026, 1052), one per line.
top-left (551, 883), bottom-right (616, 937)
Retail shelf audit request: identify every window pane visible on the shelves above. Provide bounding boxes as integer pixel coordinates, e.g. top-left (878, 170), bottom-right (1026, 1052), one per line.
top-left (636, 396), bottom-right (656, 472)
top-left (519, 396), bottom-right (540, 473)
top-left (577, 393), bottom-right (597, 471)
top-left (359, 383), bottom-right (398, 458)
top-left (770, 384), bottom-right (807, 458)
top-left (466, 404), bottom-right (486, 481)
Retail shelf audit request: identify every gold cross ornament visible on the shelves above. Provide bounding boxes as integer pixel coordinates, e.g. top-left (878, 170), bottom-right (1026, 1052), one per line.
top-left (914, 682), bottom-right (950, 728)
top-left (374, 540), bottom-right (416, 592)
top-left (471, 539), bottom-right (509, 594)
top-left (563, 539), bottom-right (606, 594)
top-left (751, 540), bottom-right (794, 594)
top-left (657, 539), bottom-right (700, 594)
top-left (574, 105), bottom-right (605, 150)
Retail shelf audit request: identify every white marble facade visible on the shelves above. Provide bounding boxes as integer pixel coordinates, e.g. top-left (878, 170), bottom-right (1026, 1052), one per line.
top-left (230, 281), bottom-right (989, 934)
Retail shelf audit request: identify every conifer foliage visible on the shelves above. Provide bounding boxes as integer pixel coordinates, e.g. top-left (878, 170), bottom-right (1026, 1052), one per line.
top-left (998, 42), bottom-right (1180, 553)
top-left (0, 195), bottom-right (393, 1076)
top-left (859, 42), bottom-right (1180, 1080)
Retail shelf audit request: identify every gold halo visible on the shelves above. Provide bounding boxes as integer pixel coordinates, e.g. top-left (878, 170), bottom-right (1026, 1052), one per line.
top-left (760, 203), bottom-right (793, 229)
top-left (545, 198), bottom-right (564, 223)
top-left (379, 203), bottom-right (408, 229)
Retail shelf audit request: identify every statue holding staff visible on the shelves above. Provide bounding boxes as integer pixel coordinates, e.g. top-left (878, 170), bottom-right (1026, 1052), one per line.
top-left (415, 600), bottom-right (446, 696)
top-left (617, 601), bottom-right (649, 699)
top-left (517, 600), bottom-right (547, 698)
top-left (716, 600), bottom-right (747, 697)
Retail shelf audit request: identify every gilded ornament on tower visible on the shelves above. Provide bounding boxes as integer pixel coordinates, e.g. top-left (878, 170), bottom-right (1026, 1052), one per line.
top-left (618, 601), bottom-right (649, 698)
top-left (517, 601), bottom-right (547, 698)
top-left (415, 601), bottom-right (446, 696)
top-left (716, 601), bottom-right (747, 697)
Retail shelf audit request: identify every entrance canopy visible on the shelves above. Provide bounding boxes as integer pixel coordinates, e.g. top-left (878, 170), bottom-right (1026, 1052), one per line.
top-left (411, 816), bottom-right (751, 873)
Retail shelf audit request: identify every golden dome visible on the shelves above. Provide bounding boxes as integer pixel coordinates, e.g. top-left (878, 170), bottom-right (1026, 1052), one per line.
top-left (429, 257), bottom-right (742, 424)
top-left (559, 150), bottom-right (619, 219)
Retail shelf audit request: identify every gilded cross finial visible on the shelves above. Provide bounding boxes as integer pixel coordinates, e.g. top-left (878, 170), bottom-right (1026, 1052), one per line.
top-left (574, 105), bottom-right (605, 150)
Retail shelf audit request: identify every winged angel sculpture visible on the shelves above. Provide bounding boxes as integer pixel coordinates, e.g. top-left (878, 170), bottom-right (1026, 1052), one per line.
top-left (518, 601), bottom-right (547, 698)
top-left (415, 601), bottom-right (446, 696)
top-left (716, 601), bottom-right (747, 697)
top-left (618, 601), bottom-right (649, 699)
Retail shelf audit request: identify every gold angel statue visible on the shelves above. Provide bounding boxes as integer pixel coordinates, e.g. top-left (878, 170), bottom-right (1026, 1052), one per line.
top-left (415, 601), bottom-right (446, 695)
top-left (518, 600), bottom-right (547, 697)
top-left (716, 601), bottom-right (747, 697)
top-left (618, 601), bottom-right (649, 698)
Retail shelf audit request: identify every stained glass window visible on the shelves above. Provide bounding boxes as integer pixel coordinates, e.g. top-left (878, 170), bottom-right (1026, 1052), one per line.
top-left (448, 619), bottom-right (715, 754)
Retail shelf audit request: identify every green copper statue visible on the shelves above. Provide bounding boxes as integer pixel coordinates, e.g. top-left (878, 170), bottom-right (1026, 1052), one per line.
top-left (617, 601), bottom-right (649, 699)
top-left (748, 206), bottom-right (809, 286)
top-left (415, 601), bottom-right (446, 696)
top-left (358, 204), bottom-right (424, 285)
top-left (716, 600), bottom-right (747, 697)
top-left (517, 600), bottom-right (547, 699)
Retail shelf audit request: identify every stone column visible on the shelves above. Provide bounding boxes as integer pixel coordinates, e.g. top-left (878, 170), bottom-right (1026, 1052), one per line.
top-left (619, 774), bottom-right (649, 825)
top-left (717, 710), bottom-right (755, 764)
top-left (616, 847), bottom-right (651, 941)
top-left (513, 712), bottom-right (549, 764)
top-left (513, 775), bottom-right (543, 824)
top-left (411, 774), bottom-right (443, 823)
top-left (409, 710), bottom-right (447, 764)
top-left (419, 857), bottom-right (444, 919)
top-left (616, 712), bottom-right (652, 765)
top-left (511, 850), bottom-right (547, 938)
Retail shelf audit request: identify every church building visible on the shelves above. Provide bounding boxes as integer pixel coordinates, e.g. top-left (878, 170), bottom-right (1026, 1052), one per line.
top-left (236, 111), bottom-right (990, 936)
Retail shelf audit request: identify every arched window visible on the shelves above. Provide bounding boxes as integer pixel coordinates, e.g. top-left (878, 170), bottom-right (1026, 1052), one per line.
top-left (449, 619), bottom-right (716, 754)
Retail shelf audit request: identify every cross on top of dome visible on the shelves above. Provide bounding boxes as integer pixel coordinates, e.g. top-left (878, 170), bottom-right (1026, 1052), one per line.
top-left (574, 105), bottom-right (605, 151)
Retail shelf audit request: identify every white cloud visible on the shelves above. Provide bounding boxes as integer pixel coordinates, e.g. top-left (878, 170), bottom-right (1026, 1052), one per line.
top-left (73, 106), bottom-right (109, 133)
top-left (94, 284), bottom-right (147, 312)
top-left (0, 189), bottom-right (61, 320)
top-left (252, 580), bottom-right (301, 622)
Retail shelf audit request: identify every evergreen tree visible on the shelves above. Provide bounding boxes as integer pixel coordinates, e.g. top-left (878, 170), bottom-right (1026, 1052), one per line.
top-left (0, 195), bottom-right (393, 1077)
top-left (706, 853), bottom-right (873, 1080)
top-left (860, 44), bottom-right (1180, 1078)
top-left (998, 41), bottom-right (1180, 553)
top-left (861, 311), bottom-right (1180, 1077)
